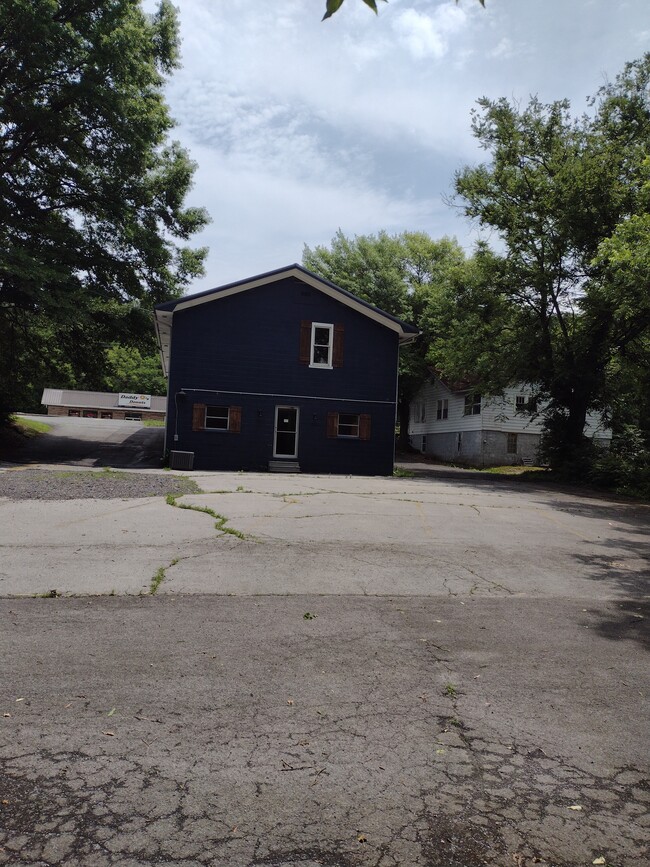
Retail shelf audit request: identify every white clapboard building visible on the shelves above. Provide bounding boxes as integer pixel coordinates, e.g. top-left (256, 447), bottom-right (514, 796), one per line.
top-left (408, 377), bottom-right (611, 467)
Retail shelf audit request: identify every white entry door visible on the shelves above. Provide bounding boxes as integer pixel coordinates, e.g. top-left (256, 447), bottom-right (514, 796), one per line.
top-left (273, 407), bottom-right (299, 458)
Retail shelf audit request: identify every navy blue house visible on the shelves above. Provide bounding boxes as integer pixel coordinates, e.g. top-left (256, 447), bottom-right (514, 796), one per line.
top-left (154, 265), bottom-right (418, 475)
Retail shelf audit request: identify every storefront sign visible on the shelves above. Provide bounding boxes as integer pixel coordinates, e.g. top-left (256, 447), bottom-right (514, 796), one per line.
top-left (118, 393), bottom-right (151, 408)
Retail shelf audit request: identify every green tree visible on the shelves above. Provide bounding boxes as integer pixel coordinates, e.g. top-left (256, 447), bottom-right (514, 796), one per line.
top-left (103, 344), bottom-right (167, 396)
top-left (432, 55), bottom-right (650, 474)
top-left (0, 0), bottom-right (209, 421)
top-left (303, 230), bottom-right (466, 447)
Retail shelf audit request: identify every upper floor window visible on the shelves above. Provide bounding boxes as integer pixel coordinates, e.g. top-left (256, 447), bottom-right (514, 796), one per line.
top-left (515, 395), bottom-right (527, 411)
top-left (464, 393), bottom-right (481, 416)
top-left (300, 320), bottom-right (344, 368)
top-left (436, 399), bottom-right (448, 420)
top-left (311, 322), bottom-right (333, 367)
top-left (412, 401), bottom-right (425, 423)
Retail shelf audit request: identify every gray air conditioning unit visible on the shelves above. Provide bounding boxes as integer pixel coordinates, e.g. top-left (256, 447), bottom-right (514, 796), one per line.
top-left (169, 450), bottom-right (194, 471)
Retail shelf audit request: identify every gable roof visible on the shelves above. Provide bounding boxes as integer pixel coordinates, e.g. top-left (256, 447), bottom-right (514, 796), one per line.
top-left (154, 264), bottom-right (419, 376)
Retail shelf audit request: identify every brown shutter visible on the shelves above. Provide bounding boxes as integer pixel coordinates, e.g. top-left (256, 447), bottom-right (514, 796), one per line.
top-left (359, 413), bottom-right (371, 441)
top-left (326, 411), bottom-right (338, 438)
top-left (229, 406), bottom-right (241, 433)
top-left (192, 403), bottom-right (206, 431)
top-left (333, 323), bottom-right (344, 368)
top-left (299, 320), bottom-right (312, 364)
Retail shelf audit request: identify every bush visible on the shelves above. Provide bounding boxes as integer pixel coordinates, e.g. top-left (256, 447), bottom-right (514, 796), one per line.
top-left (589, 425), bottom-right (650, 498)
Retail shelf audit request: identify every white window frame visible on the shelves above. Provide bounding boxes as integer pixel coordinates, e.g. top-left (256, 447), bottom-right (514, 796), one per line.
top-left (436, 399), bottom-right (448, 420)
top-left (515, 395), bottom-right (527, 412)
top-left (310, 322), bottom-right (333, 369)
top-left (337, 412), bottom-right (360, 438)
top-left (464, 393), bottom-right (481, 416)
top-left (205, 405), bottom-right (230, 431)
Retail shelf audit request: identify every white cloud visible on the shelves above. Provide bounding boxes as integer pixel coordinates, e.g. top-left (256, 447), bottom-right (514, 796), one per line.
top-left (392, 5), bottom-right (468, 60)
top-left (135, 0), bottom-right (650, 293)
top-left (489, 37), bottom-right (517, 60)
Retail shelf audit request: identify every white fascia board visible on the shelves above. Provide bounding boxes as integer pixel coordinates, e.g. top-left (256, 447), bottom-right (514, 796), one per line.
top-left (168, 268), bottom-right (415, 339)
top-left (154, 311), bottom-right (172, 377)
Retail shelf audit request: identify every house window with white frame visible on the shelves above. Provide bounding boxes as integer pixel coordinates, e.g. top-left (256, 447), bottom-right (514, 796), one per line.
top-left (205, 405), bottom-right (230, 430)
top-left (436, 399), bottom-right (448, 420)
top-left (507, 432), bottom-right (518, 454)
top-left (515, 395), bottom-right (527, 412)
top-left (464, 393), bottom-right (481, 416)
top-left (337, 413), bottom-right (360, 437)
top-left (311, 323), bottom-right (333, 367)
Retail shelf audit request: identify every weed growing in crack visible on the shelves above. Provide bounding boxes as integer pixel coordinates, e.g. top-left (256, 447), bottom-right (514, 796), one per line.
top-left (150, 567), bottom-right (166, 595)
top-left (165, 494), bottom-right (249, 540)
top-left (444, 683), bottom-right (458, 698)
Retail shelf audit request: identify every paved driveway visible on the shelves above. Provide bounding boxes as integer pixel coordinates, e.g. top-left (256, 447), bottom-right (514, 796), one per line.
top-left (2, 415), bottom-right (165, 468)
top-left (0, 466), bottom-right (648, 866)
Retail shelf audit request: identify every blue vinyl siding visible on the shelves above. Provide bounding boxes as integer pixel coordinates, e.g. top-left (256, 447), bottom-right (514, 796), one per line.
top-left (165, 276), bottom-right (400, 475)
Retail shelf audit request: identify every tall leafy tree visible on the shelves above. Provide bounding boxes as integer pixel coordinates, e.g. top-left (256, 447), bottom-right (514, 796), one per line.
top-left (0, 0), bottom-right (209, 419)
top-left (303, 230), bottom-right (465, 446)
top-left (103, 344), bottom-right (167, 396)
top-left (432, 54), bottom-right (650, 472)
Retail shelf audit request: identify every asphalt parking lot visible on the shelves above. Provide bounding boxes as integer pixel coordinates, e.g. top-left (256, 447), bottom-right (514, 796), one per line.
top-left (0, 426), bottom-right (648, 866)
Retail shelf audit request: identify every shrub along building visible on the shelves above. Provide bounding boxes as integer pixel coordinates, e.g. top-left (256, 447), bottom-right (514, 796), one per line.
top-left (154, 264), bottom-right (418, 474)
top-left (408, 376), bottom-right (611, 467)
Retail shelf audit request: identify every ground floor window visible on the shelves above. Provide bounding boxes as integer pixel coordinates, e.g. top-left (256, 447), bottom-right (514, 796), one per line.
top-left (192, 403), bottom-right (241, 433)
top-left (327, 412), bottom-right (371, 440)
top-left (68, 409), bottom-right (80, 417)
top-left (124, 412), bottom-right (142, 421)
top-left (206, 405), bottom-right (230, 430)
top-left (83, 410), bottom-right (98, 418)
top-left (338, 413), bottom-right (360, 437)
top-left (100, 412), bottom-right (113, 419)
top-left (421, 435), bottom-right (427, 453)
top-left (507, 432), bottom-right (518, 454)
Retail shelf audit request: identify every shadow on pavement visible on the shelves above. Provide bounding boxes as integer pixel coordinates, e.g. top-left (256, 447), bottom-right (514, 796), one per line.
top-left (1, 426), bottom-right (164, 469)
top-left (398, 455), bottom-right (650, 651)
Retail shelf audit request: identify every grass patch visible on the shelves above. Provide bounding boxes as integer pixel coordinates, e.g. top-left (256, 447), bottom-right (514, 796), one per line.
top-left (142, 419), bottom-right (165, 427)
top-left (150, 566), bottom-right (166, 595)
top-left (166, 493), bottom-right (248, 539)
top-left (52, 467), bottom-right (131, 481)
top-left (444, 683), bottom-right (458, 698)
top-left (393, 466), bottom-right (415, 478)
top-left (10, 415), bottom-right (51, 436)
top-left (480, 465), bottom-right (546, 475)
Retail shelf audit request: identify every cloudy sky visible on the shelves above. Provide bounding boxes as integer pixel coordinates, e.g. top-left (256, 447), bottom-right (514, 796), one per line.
top-left (147, 0), bottom-right (648, 292)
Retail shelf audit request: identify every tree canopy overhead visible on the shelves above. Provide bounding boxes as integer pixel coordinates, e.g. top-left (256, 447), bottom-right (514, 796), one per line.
top-left (0, 0), bottom-right (209, 417)
top-left (431, 54), bottom-right (650, 471)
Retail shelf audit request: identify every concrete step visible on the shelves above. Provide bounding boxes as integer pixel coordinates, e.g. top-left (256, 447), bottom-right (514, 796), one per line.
top-left (269, 460), bottom-right (301, 473)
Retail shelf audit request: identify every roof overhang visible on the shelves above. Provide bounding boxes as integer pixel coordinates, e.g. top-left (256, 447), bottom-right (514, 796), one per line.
top-left (154, 264), bottom-right (419, 377)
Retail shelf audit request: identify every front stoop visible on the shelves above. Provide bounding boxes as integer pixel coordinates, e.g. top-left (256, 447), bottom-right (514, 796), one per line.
top-left (269, 460), bottom-right (301, 473)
